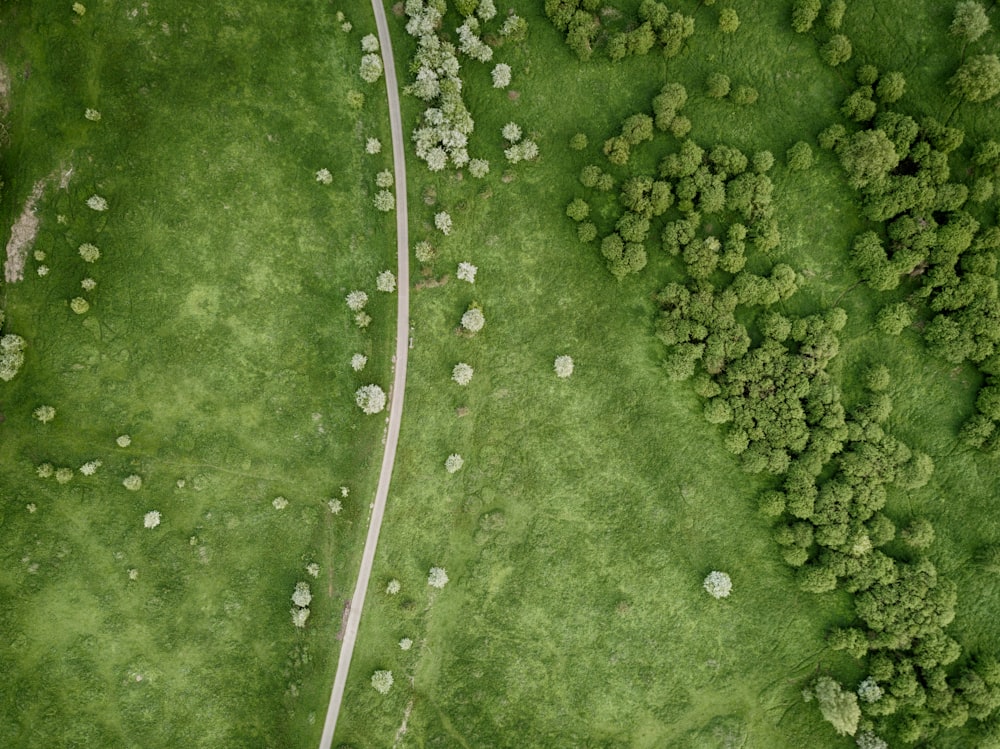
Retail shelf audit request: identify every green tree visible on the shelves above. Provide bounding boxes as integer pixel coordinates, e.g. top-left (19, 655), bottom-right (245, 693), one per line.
top-left (786, 141), bottom-right (814, 170)
top-left (950, 1), bottom-right (991, 44)
top-left (719, 8), bottom-right (739, 33)
top-left (949, 54), bottom-right (1000, 103)
top-left (706, 72), bottom-right (731, 99)
top-left (813, 676), bottom-right (861, 736)
top-left (820, 34), bottom-right (853, 67)
top-left (837, 129), bottom-right (901, 189)
top-left (791, 0), bottom-right (821, 33)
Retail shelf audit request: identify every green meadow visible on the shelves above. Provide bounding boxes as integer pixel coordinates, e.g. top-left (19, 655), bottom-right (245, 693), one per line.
top-left (1, 1), bottom-right (999, 748)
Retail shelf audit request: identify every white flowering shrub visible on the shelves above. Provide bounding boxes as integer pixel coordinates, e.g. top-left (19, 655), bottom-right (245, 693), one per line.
top-left (554, 355), bottom-right (574, 379)
top-left (272, 496), bottom-right (288, 510)
top-left (123, 474), bottom-right (142, 491)
top-left (33, 405), bottom-right (56, 423)
top-left (456, 262), bottom-right (477, 283)
top-left (315, 168), bottom-right (333, 185)
top-left (354, 311), bottom-right (372, 329)
top-left (341, 21), bottom-right (352, 32)
top-left (461, 307), bottom-right (485, 333)
top-left (434, 211), bottom-right (452, 235)
top-left (351, 353), bottom-right (368, 371)
top-left (341, 485), bottom-right (350, 498)
top-left (70, 297), bottom-right (90, 314)
top-left (81, 278), bottom-right (97, 291)
top-left (365, 137), bottom-right (382, 154)
top-left (79, 459), bottom-right (102, 476)
top-left (703, 571), bottom-right (733, 599)
top-left (37, 265), bottom-right (49, 277)
top-left (426, 147), bottom-right (448, 172)
top-left (428, 566), bottom-right (449, 588)
top-left (361, 33), bottom-right (380, 53)
top-left (360, 53), bottom-right (384, 83)
top-left (116, 434), bottom-right (132, 447)
top-left (500, 14), bottom-right (527, 40)
top-left (36, 463), bottom-right (54, 478)
top-left (414, 240), bottom-right (436, 263)
top-left (306, 563), bottom-right (320, 578)
top-left (386, 579), bottom-right (401, 595)
top-left (371, 670), bottom-right (394, 694)
top-left (468, 158), bottom-right (490, 178)
top-left (328, 498), bottom-right (343, 514)
top-left (374, 190), bottom-right (395, 212)
top-left (375, 169), bottom-right (394, 189)
top-left (477, 0), bottom-right (497, 21)
top-left (399, 637), bottom-right (413, 650)
top-left (79, 243), bottom-right (101, 262)
top-left (376, 270), bottom-right (396, 293)
top-left (855, 731), bottom-right (888, 749)
top-left (143, 510), bottom-right (161, 528)
top-left (457, 20), bottom-right (493, 62)
top-left (0, 335), bottom-right (25, 382)
top-left (346, 290), bottom-right (368, 311)
top-left (355, 384), bottom-right (387, 414)
top-left (86, 195), bottom-right (108, 211)
top-left (491, 63), bottom-right (512, 89)
top-left (505, 139), bottom-right (539, 164)
top-left (292, 581), bottom-right (313, 607)
top-left (856, 677), bottom-right (883, 703)
top-left (452, 362), bottom-right (474, 386)
top-left (291, 607), bottom-right (311, 628)
top-left (502, 122), bottom-right (522, 142)
top-left (84, 108), bottom-right (101, 121)
top-left (56, 467), bottom-right (74, 484)
top-left (445, 454), bottom-right (464, 473)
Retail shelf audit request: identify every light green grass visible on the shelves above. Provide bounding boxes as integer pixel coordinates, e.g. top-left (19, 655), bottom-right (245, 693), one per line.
top-left (334, 1), bottom-right (1000, 747)
top-left (0, 2), bottom-right (396, 746)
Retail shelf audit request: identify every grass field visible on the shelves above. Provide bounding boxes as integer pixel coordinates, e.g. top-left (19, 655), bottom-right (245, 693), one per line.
top-left (2, 0), bottom-right (999, 747)
top-left (332, 1), bottom-right (1000, 747)
top-left (0, 2), bottom-right (397, 746)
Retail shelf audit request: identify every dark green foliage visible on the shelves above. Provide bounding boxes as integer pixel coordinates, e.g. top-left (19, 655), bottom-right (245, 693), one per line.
top-left (791, 0), bottom-right (821, 33)
top-left (949, 54), bottom-right (1000, 103)
top-left (829, 627), bottom-right (871, 659)
top-left (660, 139), bottom-right (705, 179)
top-left (787, 141), bottom-right (814, 170)
top-left (706, 72), bottom-right (731, 99)
top-left (820, 34), bottom-right (853, 67)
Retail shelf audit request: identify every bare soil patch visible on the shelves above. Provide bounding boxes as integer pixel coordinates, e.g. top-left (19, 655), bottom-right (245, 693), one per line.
top-left (4, 179), bottom-right (46, 282)
top-left (336, 599), bottom-right (351, 641)
top-left (0, 61), bottom-right (10, 116)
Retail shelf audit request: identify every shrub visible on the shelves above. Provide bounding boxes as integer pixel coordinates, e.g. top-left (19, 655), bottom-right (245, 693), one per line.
top-left (79, 459), bottom-right (101, 476)
top-left (452, 362), bottom-right (474, 385)
top-left (375, 170), bottom-right (394, 189)
top-left (292, 581), bottom-right (312, 608)
top-left (435, 211), bottom-right (453, 235)
top-left (821, 34), bottom-right (852, 67)
top-left (328, 498), bottom-right (343, 514)
top-left (703, 570), bottom-right (732, 598)
top-left (386, 579), bottom-right (401, 595)
top-left (365, 137), bottom-right (382, 154)
top-left (876, 71), bottom-right (907, 103)
top-left (355, 384), bottom-right (388, 414)
top-left (825, 0), bottom-right (846, 29)
top-left (36, 463), bottom-right (54, 478)
top-left (461, 307), bottom-right (485, 333)
top-left (949, 54), bottom-right (1000, 102)
top-left (569, 133), bottom-right (588, 151)
top-left (732, 85), bottom-right (759, 105)
top-left (863, 364), bottom-right (891, 391)
top-left (143, 511), bottom-right (161, 529)
top-left (70, 297), bottom-right (90, 314)
top-left (371, 670), bottom-right (394, 694)
top-left (500, 13), bottom-right (527, 41)
top-left (306, 563), bottom-right (320, 578)
top-left (291, 607), bottom-right (310, 628)
top-left (787, 141), bottom-right (814, 170)
top-left (456, 262), bottom-right (477, 283)
top-left (374, 190), bottom-right (395, 212)
top-left (123, 474), bottom-right (143, 491)
top-left (813, 676), bottom-right (861, 736)
top-left (399, 637), bottom-right (413, 650)
top-left (414, 241), bottom-right (436, 263)
top-left (351, 354), bottom-right (368, 371)
top-left (718, 8), bottom-right (739, 33)
top-left (272, 496), bottom-right (288, 510)
top-left (79, 243), bottom-right (101, 262)
top-left (361, 33), bottom-right (380, 53)
top-left (56, 467), bottom-right (74, 484)
top-left (791, 0), bottom-right (821, 32)
top-left (554, 355), bottom-right (574, 378)
top-left (116, 434), bottom-right (131, 447)
top-left (706, 72), bottom-right (731, 99)
top-left (491, 63), bottom-right (511, 88)
top-left (901, 517), bottom-right (935, 549)
top-left (502, 122), bottom-right (523, 142)
top-left (355, 312), bottom-right (372, 329)
top-left (346, 290), bottom-right (368, 311)
top-left (33, 405), bottom-right (56, 423)
top-left (444, 454), bottom-right (464, 473)
top-left (376, 270), bottom-right (396, 292)
top-left (86, 195), bottom-right (108, 211)
top-left (360, 53), bottom-right (384, 83)
top-left (428, 566), bottom-right (450, 588)
top-left (875, 302), bottom-right (914, 334)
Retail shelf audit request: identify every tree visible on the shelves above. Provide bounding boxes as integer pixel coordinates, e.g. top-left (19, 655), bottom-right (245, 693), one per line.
top-left (876, 71), bottom-right (907, 103)
top-left (457, 262), bottom-right (477, 283)
top-left (143, 510), bottom-right (161, 529)
top-left (435, 211), bottom-right (453, 235)
top-left (355, 384), bottom-right (388, 414)
top-left (813, 676), bottom-right (861, 736)
top-left (428, 566), bottom-right (450, 588)
top-left (360, 53), bottom-right (384, 83)
top-left (0, 334), bottom-right (25, 382)
top-left (566, 198), bottom-right (590, 222)
top-left (123, 474), bottom-right (143, 491)
top-left (371, 670), bottom-right (394, 694)
top-left (719, 8), bottom-right (739, 33)
top-left (949, 54), bottom-right (1000, 102)
top-left (569, 132), bottom-right (588, 150)
top-left (461, 306), bottom-right (485, 333)
top-left (292, 581), bottom-right (312, 608)
top-left (821, 35), bottom-right (853, 67)
top-left (825, 0), bottom-right (846, 30)
top-left (837, 129), bottom-right (901, 189)
top-left (732, 85), bottom-right (759, 105)
top-left (33, 405), bottom-right (56, 423)
top-left (791, 0), bottom-right (821, 33)
top-left (491, 63), bottom-right (512, 88)
top-left (876, 302), bottom-right (914, 334)
top-left (376, 270), bottom-right (396, 292)
top-left (950, 1), bottom-right (991, 44)
top-left (703, 570), bottom-right (732, 598)
top-left (502, 122), bottom-right (523, 142)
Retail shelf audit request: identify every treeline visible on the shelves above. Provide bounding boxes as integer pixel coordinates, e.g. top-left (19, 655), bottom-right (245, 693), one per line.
top-left (567, 69), bottom-right (1000, 743)
top-left (544, 0), bottom-right (695, 61)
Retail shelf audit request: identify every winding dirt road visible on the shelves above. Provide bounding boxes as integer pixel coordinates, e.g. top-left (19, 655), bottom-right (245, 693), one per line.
top-left (318, 2), bottom-right (409, 746)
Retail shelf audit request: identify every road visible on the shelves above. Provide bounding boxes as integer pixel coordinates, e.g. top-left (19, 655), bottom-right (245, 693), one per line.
top-left (318, 1), bottom-right (410, 746)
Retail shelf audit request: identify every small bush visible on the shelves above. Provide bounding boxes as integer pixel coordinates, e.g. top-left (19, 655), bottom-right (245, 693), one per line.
top-left (371, 670), bottom-right (394, 694)
top-left (703, 570), bottom-right (732, 598)
top-left (719, 8), bottom-right (740, 33)
top-left (428, 566), bottom-right (450, 588)
top-left (569, 133), bottom-right (588, 151)
top-left (554, 355), bottom-right (574, 378)
top-left (706, 72), bottom-right (731, 99)
top-left (452, 362), bottom-right (474, 385)
top-left (444, 454), bottom-right (464, 473)
top-left (786, 141), bottom-right (814, 170)
top-left (355, 384), bottom-right (388, 414)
